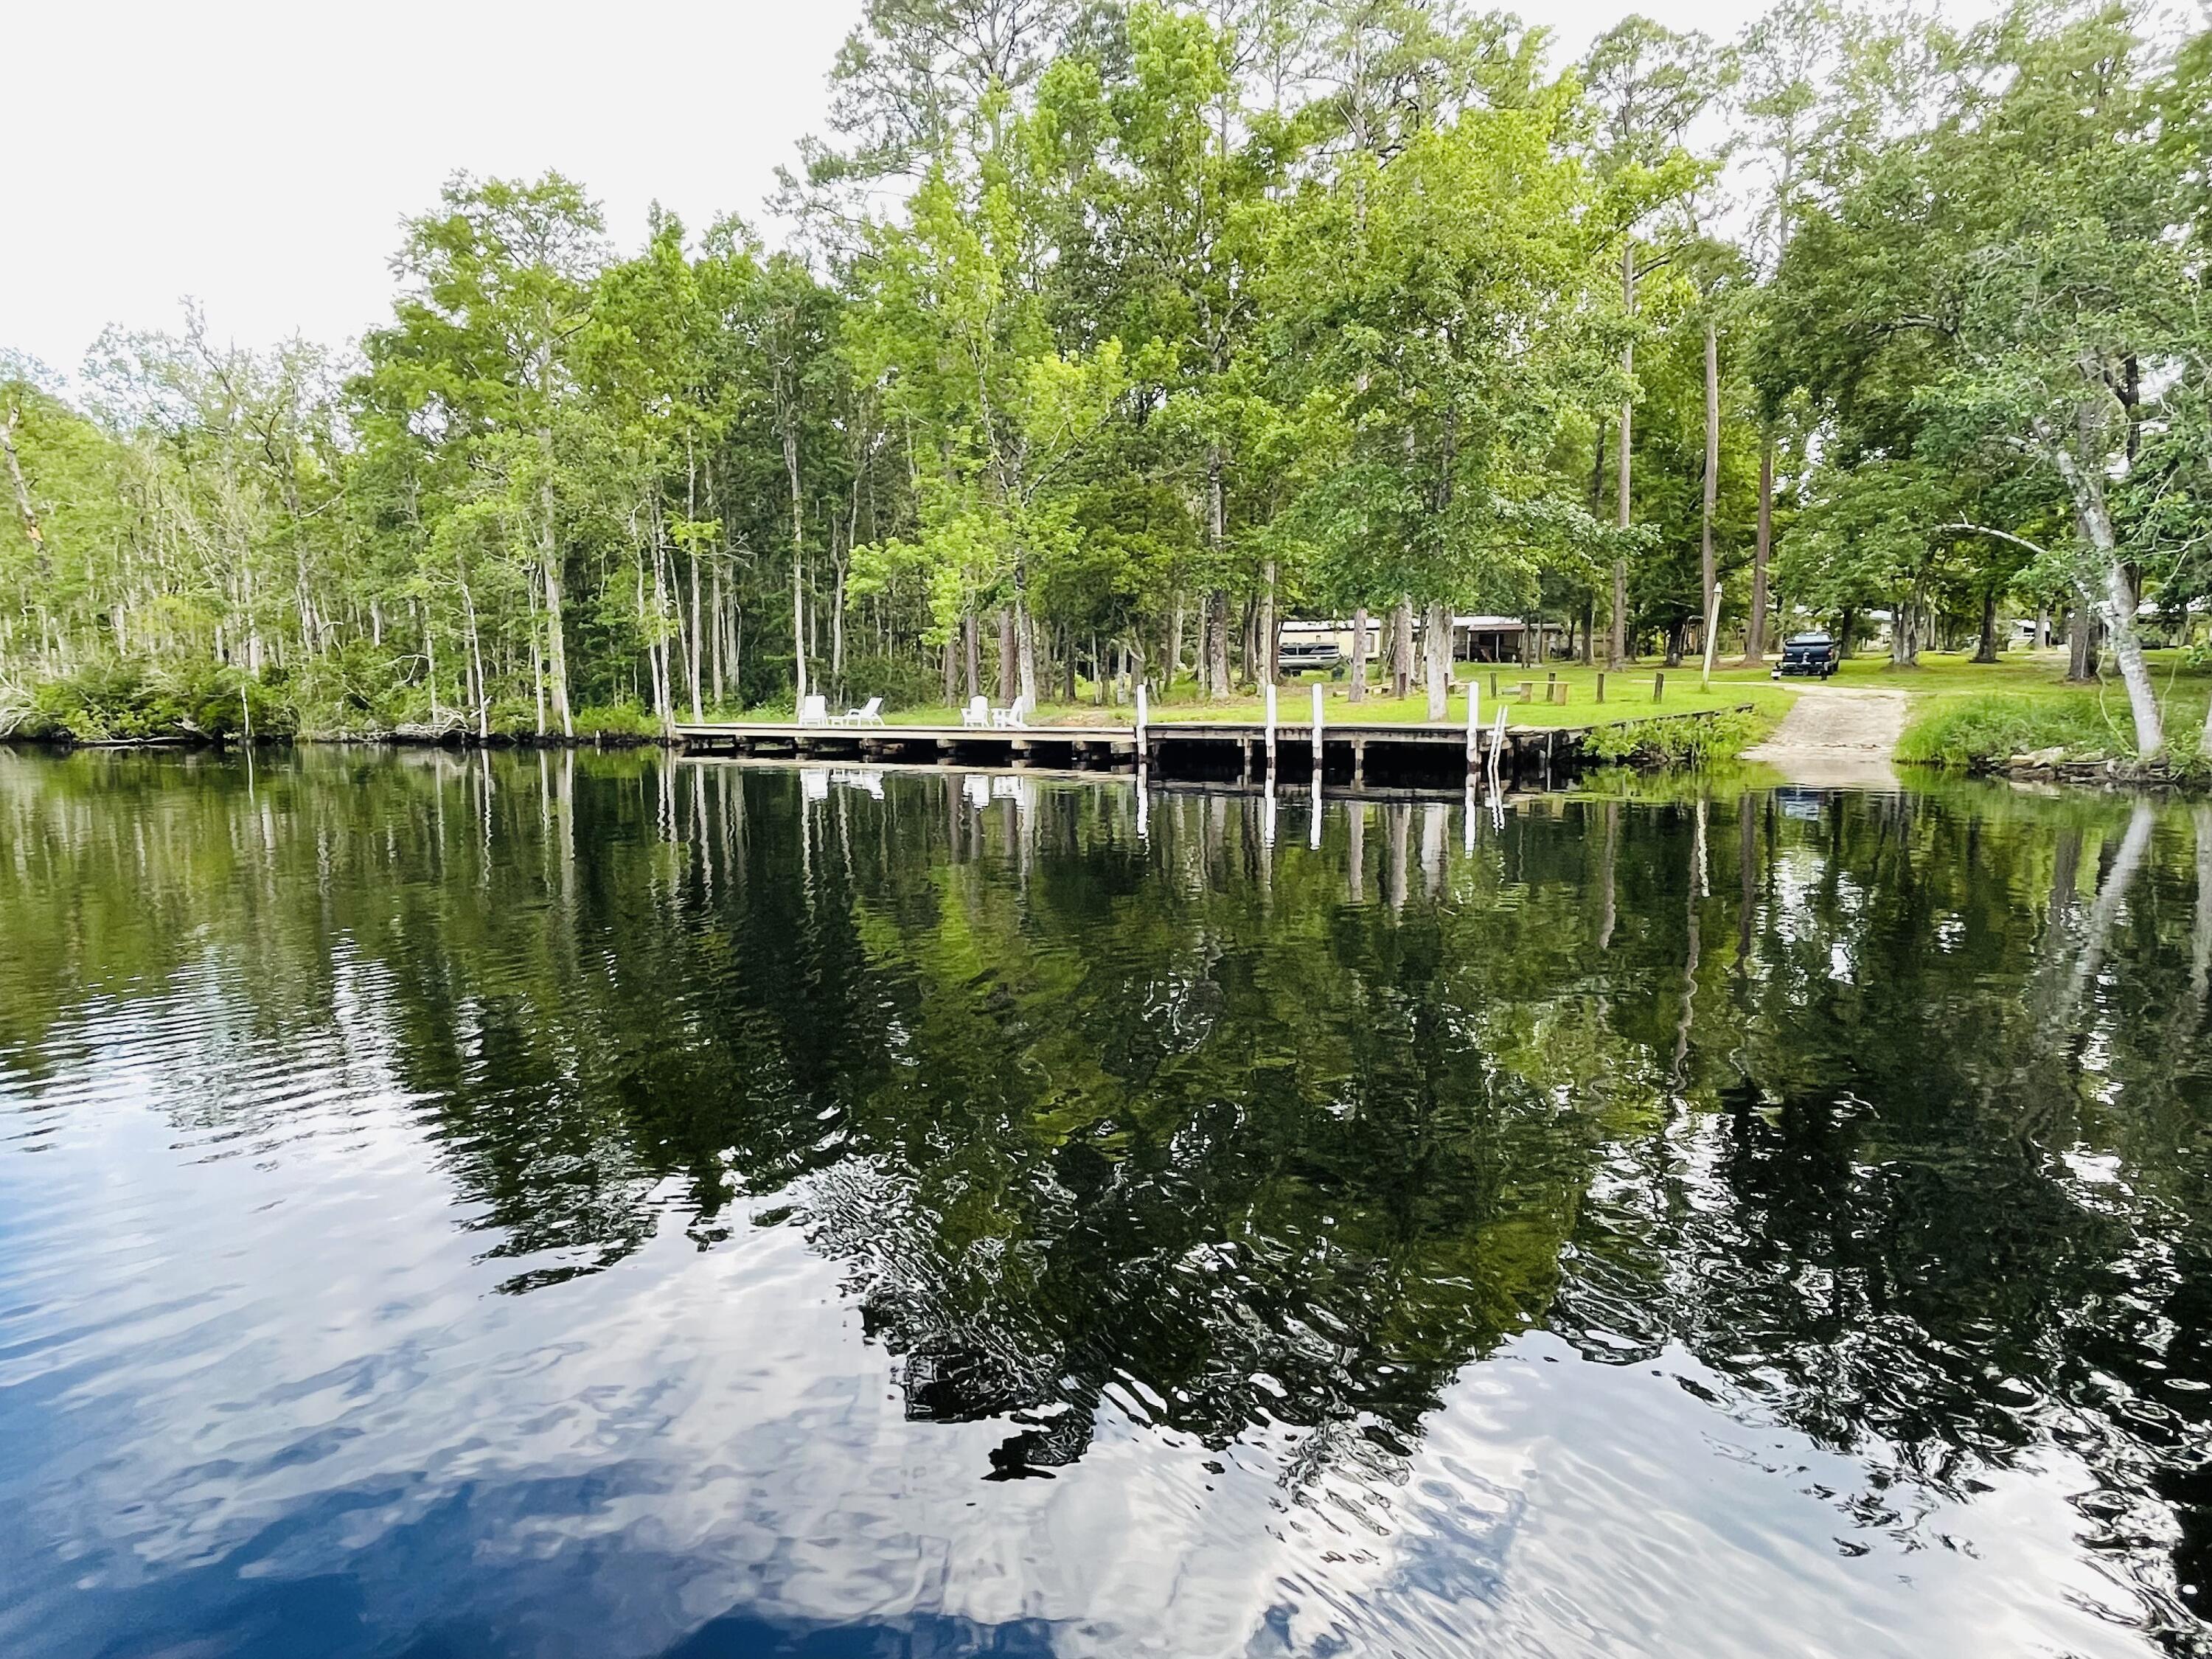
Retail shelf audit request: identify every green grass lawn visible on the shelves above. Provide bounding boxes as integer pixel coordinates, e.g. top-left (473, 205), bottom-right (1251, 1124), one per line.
top-left (705, 646), bottom-right (2212, 768)
top-left (1855, 647), bottom-right (2212, 767)
top-left (722, 661), bottom-right (1797, 734)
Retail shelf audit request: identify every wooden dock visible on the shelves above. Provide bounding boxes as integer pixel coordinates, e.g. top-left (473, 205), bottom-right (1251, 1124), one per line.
top-left (674, 715), bottom-right (1557, 791)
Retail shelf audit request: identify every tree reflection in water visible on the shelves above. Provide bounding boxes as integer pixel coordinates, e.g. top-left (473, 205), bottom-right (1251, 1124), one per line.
top-left (0, 748), bottom-right (2208, 1653)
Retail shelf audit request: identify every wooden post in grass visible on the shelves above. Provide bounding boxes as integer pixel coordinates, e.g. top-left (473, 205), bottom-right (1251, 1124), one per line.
top-left (1596, 672), bottom-right (1607, 704)
top-left (1653, 672), bottom-right (1665, 702)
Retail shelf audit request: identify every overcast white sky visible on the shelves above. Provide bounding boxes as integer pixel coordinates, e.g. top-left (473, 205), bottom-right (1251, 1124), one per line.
top-left (9, 0), bottom-right (1778, 378)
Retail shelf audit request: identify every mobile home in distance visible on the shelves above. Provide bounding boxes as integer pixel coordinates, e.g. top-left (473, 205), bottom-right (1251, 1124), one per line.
top-left (1277, 616), bottom-right (1565, 673)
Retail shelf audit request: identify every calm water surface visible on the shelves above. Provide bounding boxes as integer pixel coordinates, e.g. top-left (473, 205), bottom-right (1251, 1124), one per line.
top-left (1, 749), bottom-right (2209, 1658)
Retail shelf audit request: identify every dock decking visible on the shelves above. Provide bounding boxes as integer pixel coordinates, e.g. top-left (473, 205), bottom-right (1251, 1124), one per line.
top-left (674, 716), bottom-right (1559, 790)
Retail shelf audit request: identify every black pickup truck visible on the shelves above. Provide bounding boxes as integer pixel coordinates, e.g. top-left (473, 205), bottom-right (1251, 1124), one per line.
top-left (1773, 631), bottom-right (1841, 678)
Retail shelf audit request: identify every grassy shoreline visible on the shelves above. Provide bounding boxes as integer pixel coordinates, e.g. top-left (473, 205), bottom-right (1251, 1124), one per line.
top-left (11, 649), bottom-right (2211, 779)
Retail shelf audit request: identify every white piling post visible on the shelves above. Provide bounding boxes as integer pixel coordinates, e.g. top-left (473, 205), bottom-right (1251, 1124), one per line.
top-left (1466, 680), bottom-right (1480, 768)
top-left (1134, 681), bottom-right (1150, 838)
top-left (1310, 768), bottom-right (1323, 849)
top-left (1264, 682), bottom-right (1278, 769)
top-left (1311, 683), bottom-right (1324, 768)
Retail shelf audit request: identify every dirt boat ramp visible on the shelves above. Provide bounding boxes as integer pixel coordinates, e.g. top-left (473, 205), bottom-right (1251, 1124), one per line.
top-left (1742, 687), bottom-right (1910, 788)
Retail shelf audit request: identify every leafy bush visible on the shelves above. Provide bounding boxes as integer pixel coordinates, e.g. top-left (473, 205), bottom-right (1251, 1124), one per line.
top-left (291, 641), bottom-right (411, 734)
top-left (1581, 708), bottom-right (1765, 765)
top-left (4, 662), bottom-right (295, 743)
top-left (571, 702), bottom-right (663, 740)
top-left (1895, 693), bottom-right (2115, 770)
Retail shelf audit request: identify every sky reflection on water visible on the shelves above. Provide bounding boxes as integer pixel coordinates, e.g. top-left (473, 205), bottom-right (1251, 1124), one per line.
top-left (0, 749), bottom-right (2207, 1658)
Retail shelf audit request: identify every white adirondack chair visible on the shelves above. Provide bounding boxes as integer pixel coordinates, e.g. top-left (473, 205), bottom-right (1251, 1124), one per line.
top-left (991, 695), bottom-right (1030, 729)
top-left (960, 696), bottom-right (990, 728)
top-left (797, 694), bottom-right (830, 727)
top-left (834, 696), bottom-right (885, 727)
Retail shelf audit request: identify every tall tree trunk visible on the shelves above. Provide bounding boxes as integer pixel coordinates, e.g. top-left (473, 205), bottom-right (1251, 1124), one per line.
top-left (423, 602), bottom-right (439, 726)
top-left (1388, 597), bottom-right (1413, 698)
top-left (781, 394), bottom-right (807, 706)
top-left (2041, 411), bottom-right (2160, 754)
top-left (0, 408), bottom-right (50, 581)
top-left (1610, 242), bottom-right (1635, 669)
top-left (1349, 607), bottom-right (1369, 703)
top-left (830, 555), bottom-right (846, 697)
top-left (538, 424), bottom-right (572, 738)
top-left (1204, 591), bottom-right (1231, 700)
top-left (1259, 559), bottom-right (1278, 686)
top-left (2065, 606), bottom-right (2097, 681)
top-left (1745, 433), bottom-right (1774, 663)
top-left (790, 554), bottom-right (807, 706)
top-left (1422, 599), bottom-right (1450, 720)
top-left (1204, 435), bottom-right (1230, 699)
top-left (687, 551), bottom-right (704, 723)
top-left (997, 608), bottom-right (1016, 703)
top-left (1891, 597), bottom-right (1918, 667)
top-left (1973, 582), bottom-right (2000, 664)
top-left (963, 613), bottom-right (981, 702)
top-left (1013, 569), bottom-right (1039, 712)
top-left (458, 568), bottom-right (488, 742)
top-left (652, 525), bottom-right (676, 738)
top-left (529, 568), bottom-right (546, 736)
top-left (710, 558), bottom-right (725, 709)
top-left (1701, 314), bottom-right (1719, 648)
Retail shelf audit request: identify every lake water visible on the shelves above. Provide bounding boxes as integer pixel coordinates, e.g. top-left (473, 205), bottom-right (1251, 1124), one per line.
top-left (1, 748), bottom-right (2208, 1658)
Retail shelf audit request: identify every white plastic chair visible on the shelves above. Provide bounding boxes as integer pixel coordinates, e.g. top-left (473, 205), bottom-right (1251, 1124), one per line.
top-left (797, 694), bottom-right (830, 727)
top-left (991, 695), bottom-right (1029, 729)
top-left (834, 696), bottom-right (884, 727)
top-left (960, 696), bottom-right (990, 728)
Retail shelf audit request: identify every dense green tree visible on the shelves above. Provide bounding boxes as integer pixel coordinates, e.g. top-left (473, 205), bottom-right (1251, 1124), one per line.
top-left (4, 0), bottom-right (2209, 753)
top-left (1279, 78), bottom-right (1617, 715)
